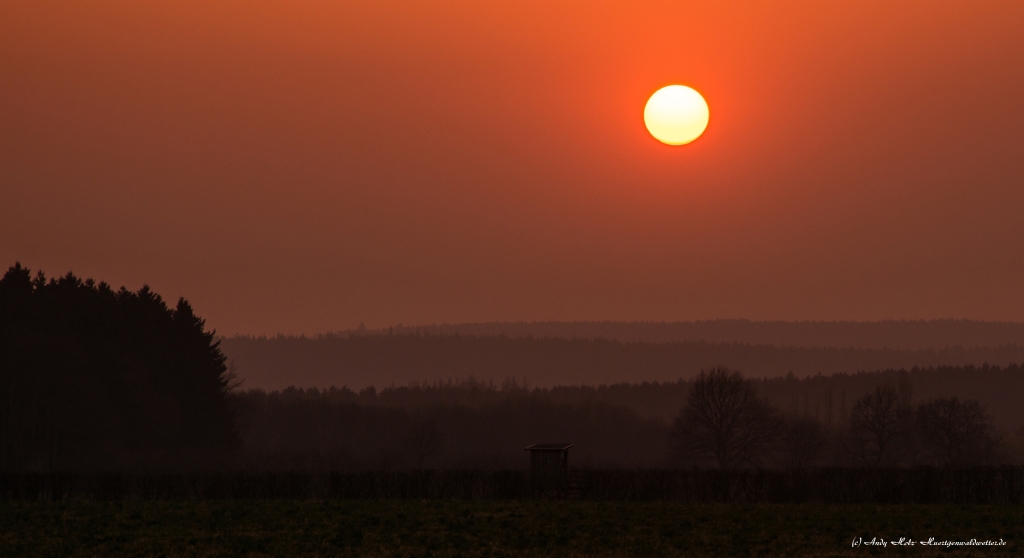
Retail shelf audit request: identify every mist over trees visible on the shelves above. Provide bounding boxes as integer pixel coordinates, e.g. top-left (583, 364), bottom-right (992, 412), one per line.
top-left (231, 380), bottom-right (669, 471)
top-left (0, 264), bottom-right (238, 472)
top-left (671, 369), bottom-right (1018, 469)
top-left (220, 332), bottom-right (1024, 390)
top-left (227, 368), bottom-right (1024, 471)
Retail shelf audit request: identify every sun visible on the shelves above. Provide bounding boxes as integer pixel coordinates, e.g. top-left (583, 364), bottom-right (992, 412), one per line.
top-left (644, 85), bottom-right (709, 145)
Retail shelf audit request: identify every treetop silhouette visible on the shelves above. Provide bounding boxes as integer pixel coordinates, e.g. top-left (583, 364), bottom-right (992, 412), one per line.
top-left (0, 263), bottom-right (238, 472)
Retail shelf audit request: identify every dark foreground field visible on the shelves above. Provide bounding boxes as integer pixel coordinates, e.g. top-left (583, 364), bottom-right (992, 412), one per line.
top-left (2, 501), bottom-right (1020, 557)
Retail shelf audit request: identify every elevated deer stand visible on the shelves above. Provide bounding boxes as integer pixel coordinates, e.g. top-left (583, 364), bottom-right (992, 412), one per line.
top-left (525, 443), bottom-right (572, 497)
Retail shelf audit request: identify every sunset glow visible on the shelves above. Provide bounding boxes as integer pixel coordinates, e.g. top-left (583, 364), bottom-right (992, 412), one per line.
top-left (3, 0), bottom-right (1023, 333)
top-left (4, 2), bottom-right (1024, 536)
top-left (643, 85), bottom-right (709, 145)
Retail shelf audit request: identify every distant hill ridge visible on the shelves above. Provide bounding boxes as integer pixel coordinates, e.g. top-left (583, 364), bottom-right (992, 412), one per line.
top-left (329, 320), bottom-right (1024, 351)
top-left (220, 332), bottom-right (1024, 391)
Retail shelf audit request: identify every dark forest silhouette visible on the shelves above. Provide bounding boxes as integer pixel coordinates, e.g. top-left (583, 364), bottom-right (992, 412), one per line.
top-left (0, 264), bottom-right (238, 472)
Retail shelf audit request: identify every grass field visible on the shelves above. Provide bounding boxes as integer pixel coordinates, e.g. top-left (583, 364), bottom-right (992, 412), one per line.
top-left (2, 500), bottom-right (1021, 557)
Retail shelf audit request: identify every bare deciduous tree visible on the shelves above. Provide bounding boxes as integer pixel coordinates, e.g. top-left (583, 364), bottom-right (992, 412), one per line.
top-left (917, 397), bottom-right (995, 467)
top-left (672, 367), bottom-right (781, 469)
top-left (846, 382), bottom-right (913, 466)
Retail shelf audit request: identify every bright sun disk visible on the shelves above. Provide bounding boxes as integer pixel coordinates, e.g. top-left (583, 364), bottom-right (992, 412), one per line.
top-left (644, 85), bottom-right (709, 145)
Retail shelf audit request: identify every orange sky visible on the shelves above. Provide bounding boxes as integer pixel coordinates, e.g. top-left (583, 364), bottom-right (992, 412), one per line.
top-left (2, 0), bottom-right (1023, 335)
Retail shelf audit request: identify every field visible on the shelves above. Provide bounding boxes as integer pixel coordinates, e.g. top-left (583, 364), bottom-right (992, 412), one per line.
top-left (2, 500), bottom-right (1021, 557)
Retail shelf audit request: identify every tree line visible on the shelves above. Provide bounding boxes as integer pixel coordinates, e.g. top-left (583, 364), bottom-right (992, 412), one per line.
top-left (672, 367), bottom-right (1013, 469)
top-left (220, 332), bottom-right (1024, 390)
top-left (347, 320), bottom-right (1024, 350)
top-left (230, 381), bottom-right (669, 471)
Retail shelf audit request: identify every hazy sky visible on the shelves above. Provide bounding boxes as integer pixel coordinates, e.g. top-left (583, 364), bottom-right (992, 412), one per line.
top-left (2, 0), bottom-right (1023, 335)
